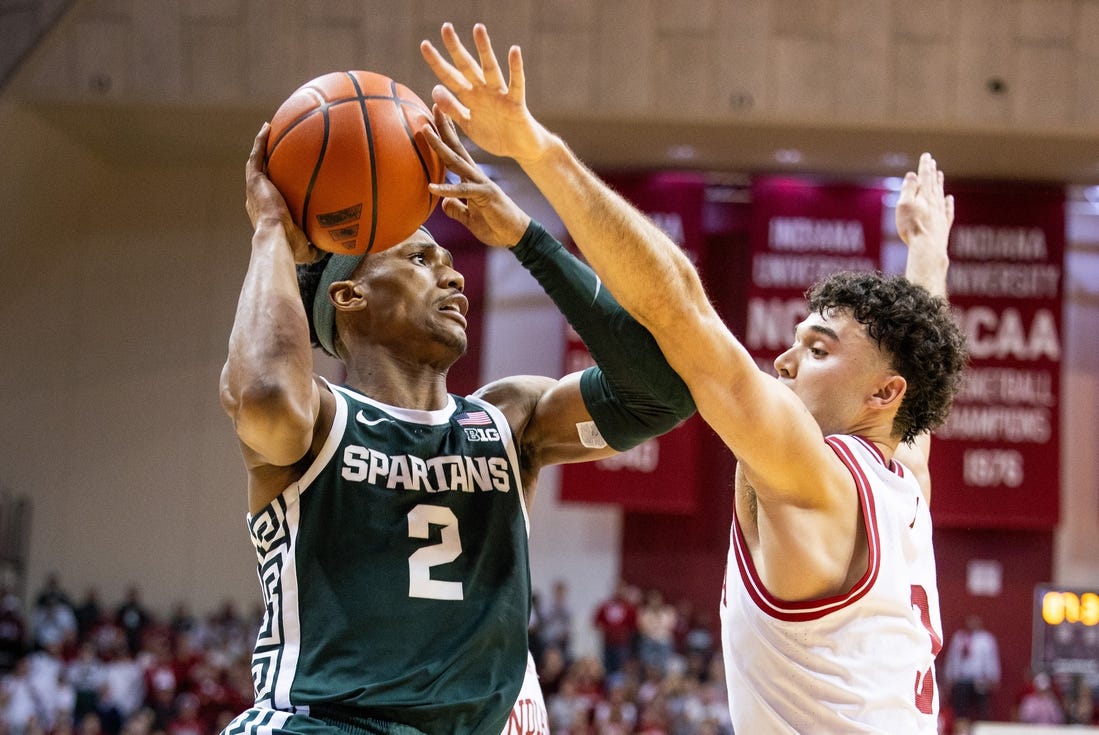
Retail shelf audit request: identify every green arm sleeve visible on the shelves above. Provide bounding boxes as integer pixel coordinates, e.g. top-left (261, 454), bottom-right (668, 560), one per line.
top-left (510, 220), bottom-right (696, 451)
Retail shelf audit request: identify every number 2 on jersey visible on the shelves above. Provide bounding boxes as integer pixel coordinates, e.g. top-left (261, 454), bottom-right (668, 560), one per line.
top-left (407, 504), bottom-right (464, 600)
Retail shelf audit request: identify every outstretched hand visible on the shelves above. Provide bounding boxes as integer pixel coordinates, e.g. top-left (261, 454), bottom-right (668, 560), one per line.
top-left (423, 106), bottom-right (531, 247)
top-left (420, 23), bottom-right (553, 166)
top-left (245, 124), bottom-right (317, 264)
top-left (895, 152), bottom-right (954, 250)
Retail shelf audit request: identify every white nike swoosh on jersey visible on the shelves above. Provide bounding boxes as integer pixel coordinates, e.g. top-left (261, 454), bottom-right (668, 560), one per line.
top-left (356, 410), bottom-right (392, 426)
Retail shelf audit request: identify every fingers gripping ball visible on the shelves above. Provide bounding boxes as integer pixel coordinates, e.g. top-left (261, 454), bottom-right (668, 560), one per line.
top-left (266, 70), bottom-right (446, 255)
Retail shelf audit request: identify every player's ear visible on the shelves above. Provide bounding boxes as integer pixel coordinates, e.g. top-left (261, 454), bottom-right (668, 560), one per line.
top-left (870, 374), bottom-right (906, 411)
top-left (329, 280), bottom-right (368, 312)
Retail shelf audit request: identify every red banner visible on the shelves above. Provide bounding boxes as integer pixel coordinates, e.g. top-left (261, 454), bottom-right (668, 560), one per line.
top-left (559, 173), bottom-right (705, 514)
top-left (930, 183), bottom-right (1064, 529)
top-left (746, 177), bottom-right (885, 368)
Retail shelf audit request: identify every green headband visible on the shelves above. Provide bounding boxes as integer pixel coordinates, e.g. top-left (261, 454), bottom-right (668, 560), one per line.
top-left (312, 253), bottom-right (364, 358)
top-left (311, 225), bottom-right (433, 358)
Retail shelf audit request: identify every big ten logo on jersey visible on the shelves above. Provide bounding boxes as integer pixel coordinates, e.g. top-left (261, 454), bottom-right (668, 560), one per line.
top-left (455, 410), bottom-right (499, 442)
top-left (463, 426), bottom-right (500, 442)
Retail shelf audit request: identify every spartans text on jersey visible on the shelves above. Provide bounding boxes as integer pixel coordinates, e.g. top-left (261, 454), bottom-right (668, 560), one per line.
top-left (340, 446), bottom-right (514, 493)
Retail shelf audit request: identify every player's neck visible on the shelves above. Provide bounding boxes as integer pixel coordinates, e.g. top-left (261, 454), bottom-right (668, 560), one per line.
top-left (843, 415), bottom-right (899, 461)
top-left (342, 352), bottom-right (451, 411)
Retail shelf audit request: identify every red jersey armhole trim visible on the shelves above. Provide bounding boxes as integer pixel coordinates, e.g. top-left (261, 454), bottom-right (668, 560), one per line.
top-left (731, 436), bottom-right (881, 622)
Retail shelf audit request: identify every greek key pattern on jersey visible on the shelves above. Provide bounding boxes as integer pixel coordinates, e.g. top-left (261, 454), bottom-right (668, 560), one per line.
top-left (248, 495), bottom-right (294, 706)
top-left (221, 706), bottom-right (292, 735)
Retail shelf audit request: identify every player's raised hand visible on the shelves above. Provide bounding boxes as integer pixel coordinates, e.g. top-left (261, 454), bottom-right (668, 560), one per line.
top-left (420, 23), bottom-right (554, 166)
top-left (245, 124), bottom-right (317, 263)
top-left (422, 106), bottom-right (531, 247)
top-left (898, 153), bottom-right (954, 298)
top-left (895, 152), bottom-right (954, 249)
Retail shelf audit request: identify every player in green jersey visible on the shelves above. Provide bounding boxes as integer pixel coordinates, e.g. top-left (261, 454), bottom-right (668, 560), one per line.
top-left (219, 105), bottom-right (695, 734)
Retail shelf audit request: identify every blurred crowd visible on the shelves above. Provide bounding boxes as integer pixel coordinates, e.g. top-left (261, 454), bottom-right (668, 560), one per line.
top-left (0, 575), bottom-right (731, 735)
top-left (530, 580), bottom-right (730, 735)
top-left (7, 574), bottom-right (1099, 735)
top-left (0, 576), bottom-right (257, 735)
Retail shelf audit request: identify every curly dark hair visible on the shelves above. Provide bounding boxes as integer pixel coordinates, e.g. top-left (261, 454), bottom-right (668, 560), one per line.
top-left (296, 254), bottom-right (333, 352)
top-left (806, 271), bottom-right (968, 444)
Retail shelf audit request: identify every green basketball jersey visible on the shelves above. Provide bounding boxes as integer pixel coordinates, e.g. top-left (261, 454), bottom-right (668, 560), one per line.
top-left (246, 382), bottom-right (531, 735)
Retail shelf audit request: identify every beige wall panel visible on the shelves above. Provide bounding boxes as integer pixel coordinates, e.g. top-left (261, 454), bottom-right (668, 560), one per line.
top-left (832, 0), bottom-right (892, 121)
top-left (833, 41), bottom-right (890, 121)
top-left (77, 0), bottom-right (133, 19)
top-left (300, 18), bottom-right (368, 83)
top-left (891, 38), bottom-right (954, 122)
top-left (534, 30), bottom-right (595, 113)
top-left (773, 0), bottom-right (835, 39)
top-left (0, 6), bottom-right (41, 75)
top-left (411, 0), bottom-right (481, 33)
top-left (891, 0), bottom-right (955, 41)
top-left (14, 8), bottom-right (78, 96)
top-left (594, 2), bottom-right (656, 114)
top-left (185, 20), bottom-right (245, 100)
top-left (354, 3), bottom-right (419, 90)
top-left (303, 0), bottom-right (363, 22)
top-left (713, 0), bottom-right (773, 117)
top-left (1015, 0), bottom-right (1075, 43)
top-left (1075, 0), bottom-right (1099, 55)
top-left (241, 2), bottom-right (304, 99)
top-left (73, 16), bottom-right (133, 98)
top-left (953, 0), bottom-right (1015, 124)
top-left (536, 0), bottom-right (595, 30)
top-left (1013, 45), bottom-right (1073, 127)
top-left (181, 0), bottom-right (244, 22)
top-left (654, 33), bottom-right (715, 118)
top-left (773, 37), bottom-right (835, 117)
top-left (656, 0), bottom-right (714, 33)
top-left (131, 1), bottom-right (183, 100)
top-left (1071, 52), bottom-right (1099, 124)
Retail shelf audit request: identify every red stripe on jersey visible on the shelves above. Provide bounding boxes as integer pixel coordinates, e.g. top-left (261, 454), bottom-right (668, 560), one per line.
top-left (731, 436), bottom-right (881, 622)
top-left (852, 435), bottom-right (905, 477)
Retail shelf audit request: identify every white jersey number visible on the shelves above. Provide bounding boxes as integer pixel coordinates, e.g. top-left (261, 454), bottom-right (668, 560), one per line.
top-left (407, 504), bottom-right (464, 600)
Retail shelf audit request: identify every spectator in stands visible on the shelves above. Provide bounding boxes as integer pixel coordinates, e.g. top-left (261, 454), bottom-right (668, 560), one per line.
top-left (30, 595), bottom-right (76, 654)
top-left (114, 588), bottom-right (149, 658)
top-left (98, 641), bottom-right (145, 735)
top-left (0, 587), bottom-right (26, 673)
top-left (637, 589), bottom-right (677, 676)
top-left (1016, 671), bottom-right (1064, 724)
top-left (593, 580), bottom-right (639, 679)
top-left (1, 656), bottom-right (40, 735)
top-left (166, 693), bottom-right (204, 735)
top-left (541, 580), bottom-right (574, 662)
top-left (1064, 673), bottom-right (1096, 725)
top-left (73, 589), bottom-right (103, 643)
top-left (25, 638), bottom-right (67, 731)
top-left (943, 614), bottom-right (1001, 732)
top-left (66, 641), bottom-right (108, 725)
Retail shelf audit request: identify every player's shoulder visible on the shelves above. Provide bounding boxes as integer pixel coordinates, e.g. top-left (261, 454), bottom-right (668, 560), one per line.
top-left (472, 374), bottom-right (557, 408)
top-left (471, 375), bottom-right (558, 438)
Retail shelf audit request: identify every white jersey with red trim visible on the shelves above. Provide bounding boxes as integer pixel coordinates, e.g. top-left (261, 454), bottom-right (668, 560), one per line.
top-left (720, 434), bottom-right (942, 734)
top-left (500, 651), bottom-right (549, 735)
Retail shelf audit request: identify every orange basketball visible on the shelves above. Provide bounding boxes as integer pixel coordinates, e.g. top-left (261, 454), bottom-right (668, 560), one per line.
top-left (266, 70), bottom-right (445, 255)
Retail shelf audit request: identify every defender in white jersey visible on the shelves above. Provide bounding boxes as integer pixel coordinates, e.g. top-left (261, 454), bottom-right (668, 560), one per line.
top-left (421, 25), bottom-right (968, 735)
top-left (722, 434), bottom-right (942, 733)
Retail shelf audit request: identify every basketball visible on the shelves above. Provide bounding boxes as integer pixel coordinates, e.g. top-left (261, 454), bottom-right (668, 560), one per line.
top-left (266, 70), bottom-right (445, 255)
